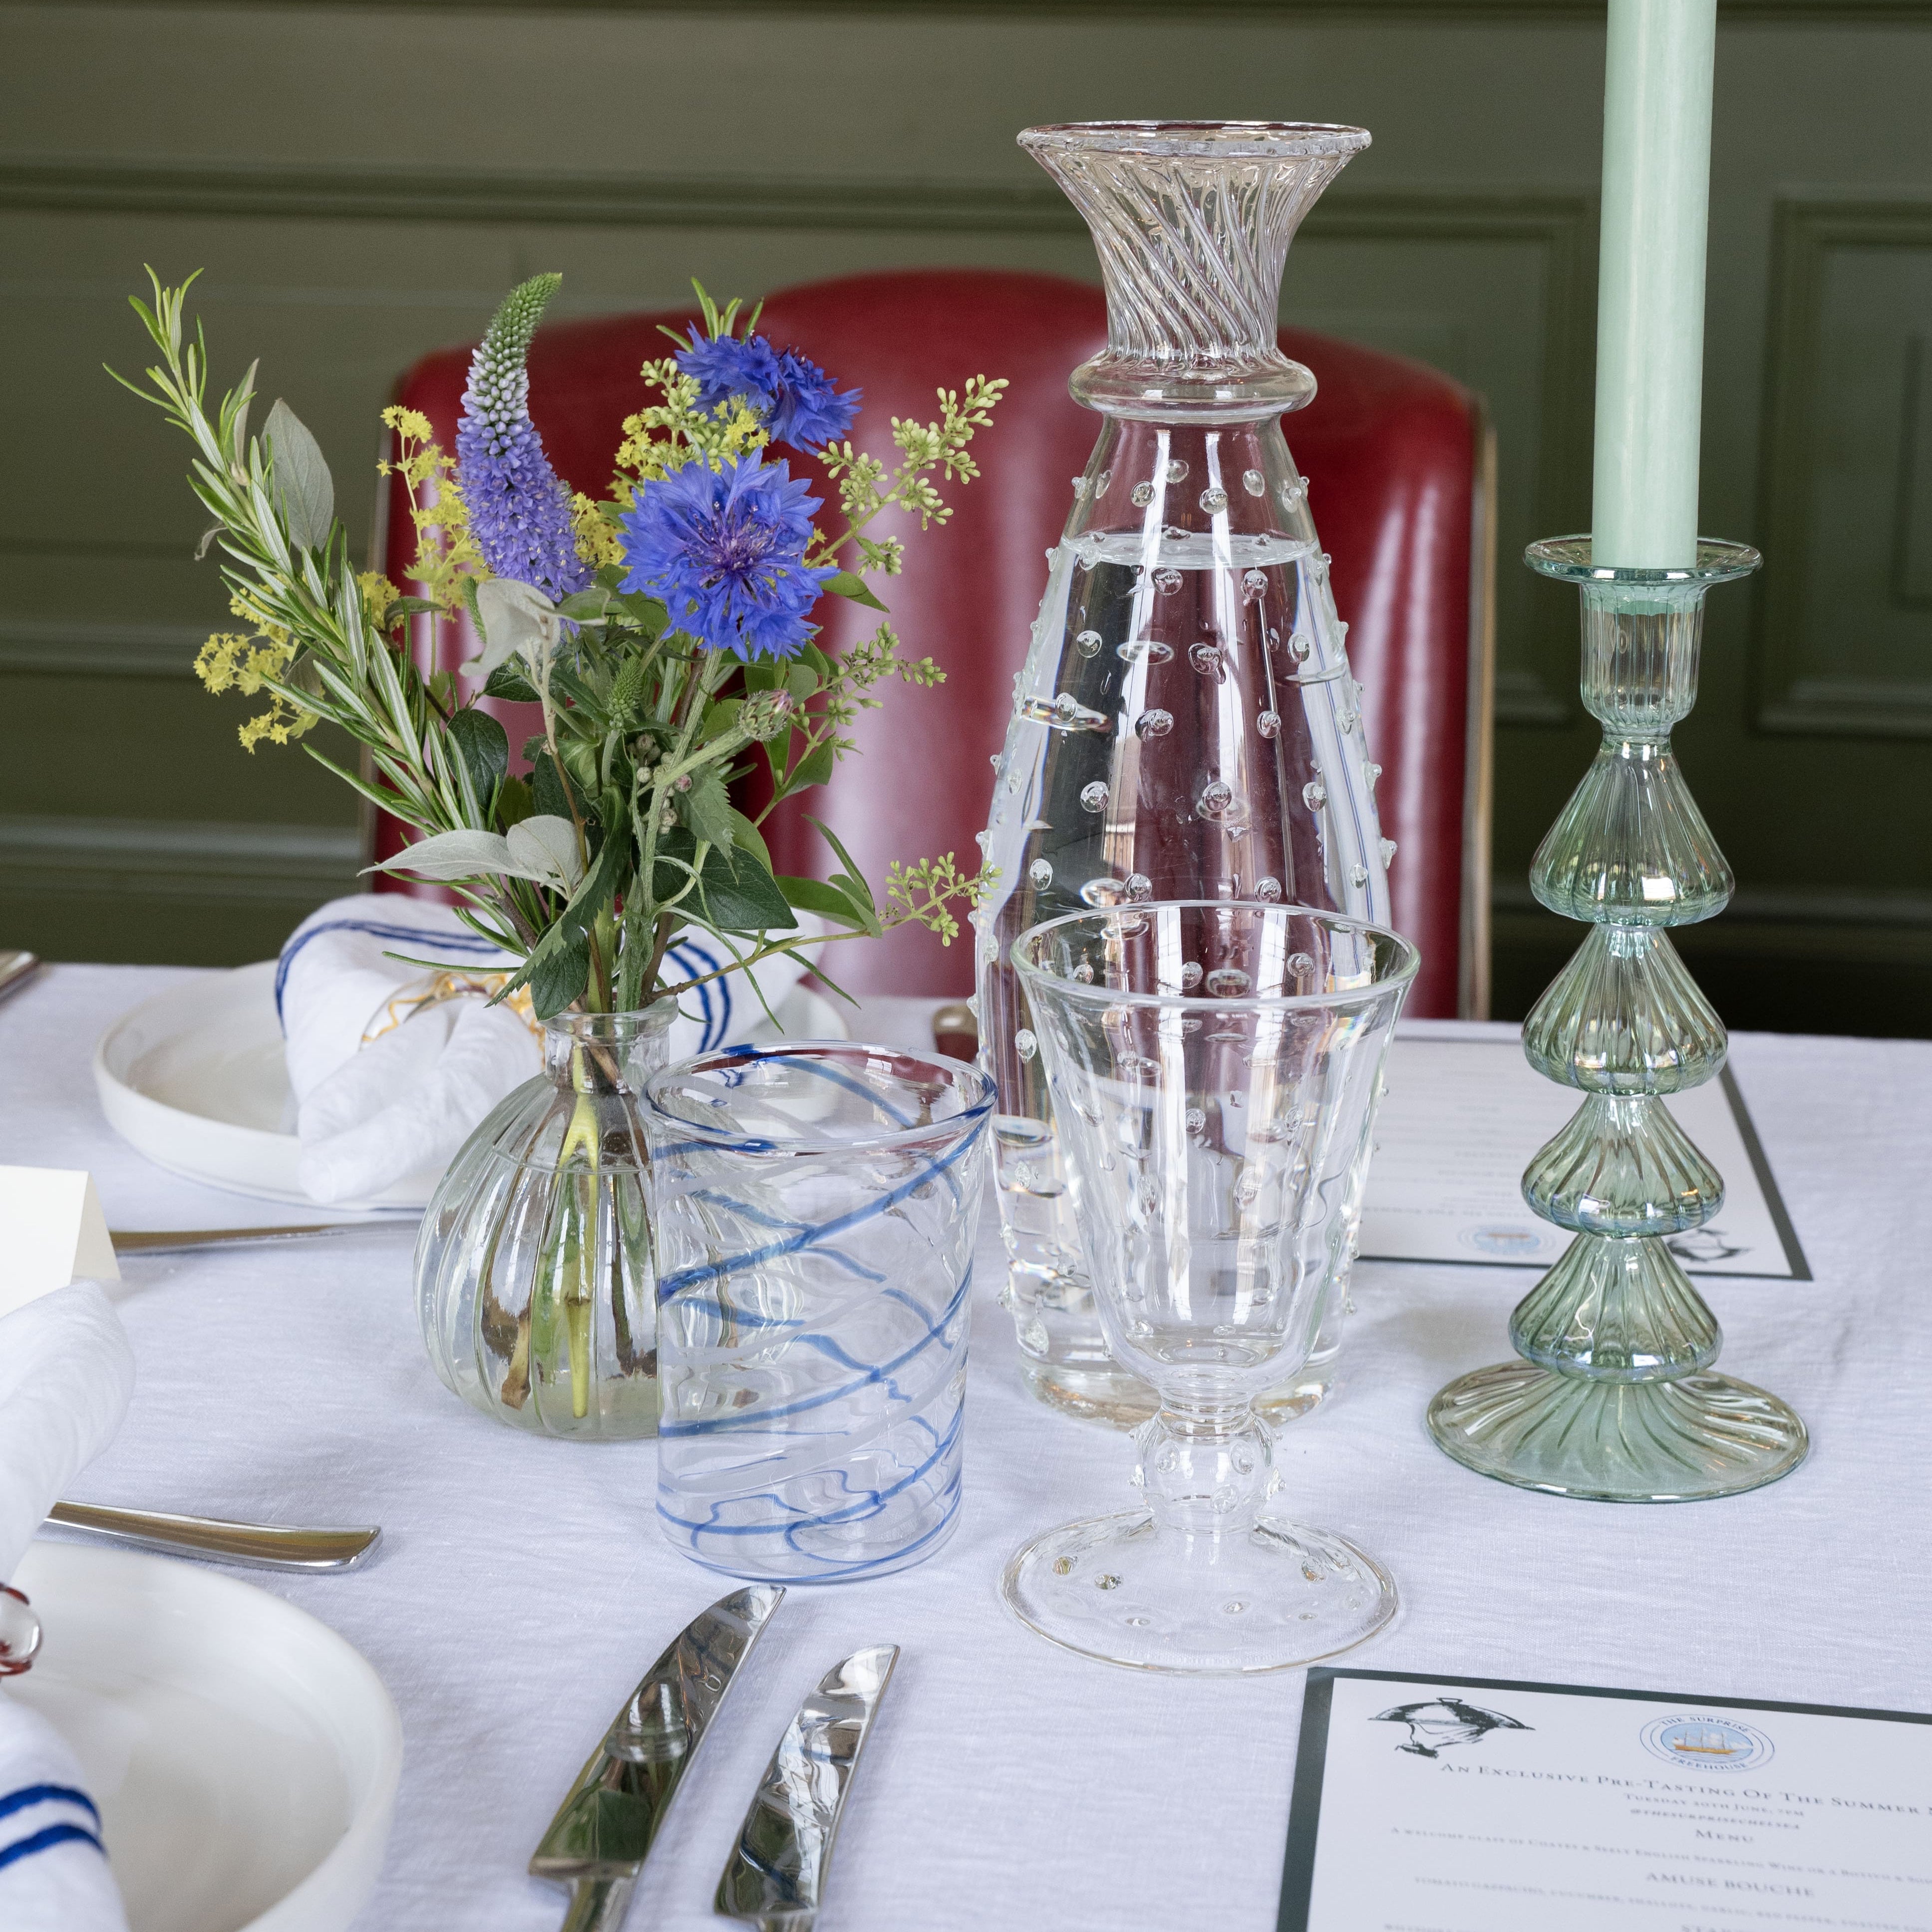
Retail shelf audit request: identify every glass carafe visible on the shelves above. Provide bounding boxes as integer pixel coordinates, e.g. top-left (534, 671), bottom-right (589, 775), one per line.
top-left (978, 122), bottom-right (1395, 1427)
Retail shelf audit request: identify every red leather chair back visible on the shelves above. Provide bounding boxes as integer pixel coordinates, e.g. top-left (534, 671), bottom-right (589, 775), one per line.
top-left (377, 269), bottom-right (1483, 1017)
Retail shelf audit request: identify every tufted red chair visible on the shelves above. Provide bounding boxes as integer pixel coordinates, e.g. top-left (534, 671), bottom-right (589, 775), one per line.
top-left (374, 269), bottom-right (1493, 1018)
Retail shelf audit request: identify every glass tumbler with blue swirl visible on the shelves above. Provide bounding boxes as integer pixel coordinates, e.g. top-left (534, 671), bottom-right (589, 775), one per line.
top-left (645, 1043), bottom-right (992, 1585)
top-left (1003, 903), bottom-right (1415, 1673)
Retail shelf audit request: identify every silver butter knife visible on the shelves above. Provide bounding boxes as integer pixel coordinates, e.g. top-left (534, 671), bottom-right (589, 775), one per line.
top-left (111, 1220), bottom-right (416, 1255)
top-left (532, 1584), bottom-right (785, 1932)
top-left (715, 1643), bottom-right (900, 1931)
top-left (0, 951), bottom-right (40, 1006)
top-left (46, 1500), bottom-right (380, 1572)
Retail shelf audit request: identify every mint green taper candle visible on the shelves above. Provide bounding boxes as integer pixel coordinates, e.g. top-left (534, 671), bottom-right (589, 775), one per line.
top-left (1591, 0), bottom-right (1717, 569)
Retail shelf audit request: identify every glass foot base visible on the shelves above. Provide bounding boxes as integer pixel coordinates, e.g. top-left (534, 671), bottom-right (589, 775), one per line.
top-left (1000, 1509), bottom-right (1397, 1674)
top-left (1427, 1361), bottom-right (1808, 1502)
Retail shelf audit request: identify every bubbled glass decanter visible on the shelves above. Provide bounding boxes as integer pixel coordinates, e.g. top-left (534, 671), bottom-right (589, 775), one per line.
top-left (977, 122), bottom-right (1394, 1428)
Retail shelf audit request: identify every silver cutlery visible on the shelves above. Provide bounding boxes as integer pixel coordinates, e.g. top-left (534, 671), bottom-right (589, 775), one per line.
top-left (45, 1500), bottom-right (381, 1572)
top-left (0, 950), bottom-right (40, 1006)
top-left (111, 1220), bottom-right (417, 1255)
top-left (715, 1644), bottom-right (900, 1931)
top-left (532, 1584), bottom-right (785, 1932)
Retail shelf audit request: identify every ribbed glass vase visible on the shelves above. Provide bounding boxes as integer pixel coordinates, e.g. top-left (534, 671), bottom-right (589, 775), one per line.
top-left (976, 121), bottom-right (1397, 1431)
top-left (416, 1005), bottom-right (672, 1439)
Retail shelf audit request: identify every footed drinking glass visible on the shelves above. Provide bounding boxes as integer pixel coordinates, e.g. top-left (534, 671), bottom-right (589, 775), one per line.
top-left (646, 1043), bottom-right (992, 1584)
top-left (1003, 903), bottom-right (1416, 1673)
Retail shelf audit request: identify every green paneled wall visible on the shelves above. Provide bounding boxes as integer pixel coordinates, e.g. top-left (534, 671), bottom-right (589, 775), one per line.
top-left (3, 0), bottom-right (1930, 1031)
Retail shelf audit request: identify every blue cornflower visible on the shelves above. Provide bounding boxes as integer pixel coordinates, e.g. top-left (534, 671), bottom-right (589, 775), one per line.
top-left (456, 274), bottom-right (592, 603)
top-left (675, 327), bottom-right (782, 417)
top-left (674, 327), bottom-right (861, 452)
top-left (618, 455), bottom-right (835, 661)
top-left (767, 349), bottom-right (861, 451)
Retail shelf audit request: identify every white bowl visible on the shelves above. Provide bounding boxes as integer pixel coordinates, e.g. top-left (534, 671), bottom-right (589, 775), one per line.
top-left (6, 1541), bottom-right (400, 1932)
top-left (92, 961), bottom-right (850, 1212)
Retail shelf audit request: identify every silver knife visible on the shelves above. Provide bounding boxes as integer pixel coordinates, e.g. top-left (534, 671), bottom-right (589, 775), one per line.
top-left (714, 1644), bottom-right (900, 1931)
top-left (110, 1221), bottom-right (416, 1255)
top-left (0, 951), bottom-right (40, 1006)
top-left (531, 1584), bottom-right (785, 1932)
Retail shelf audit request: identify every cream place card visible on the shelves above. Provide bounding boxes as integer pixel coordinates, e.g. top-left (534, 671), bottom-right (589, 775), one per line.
top-left (1280, 1668), bottom-right (1932, 1932)
top-left (0, 1166), bottom-right (119, 1317)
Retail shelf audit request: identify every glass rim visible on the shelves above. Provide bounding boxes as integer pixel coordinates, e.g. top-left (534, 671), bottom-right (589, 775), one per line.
top-left (542, 1003), bottom-right (676, 1040)
top-left (1019, 120), bottom-right (1371, 160)
top-left (1525, 535), bottom-right (1762, 585)
top-left (644, 1038), bottom-right (994, 1156)
top-left (1009, 900), bottom-right (1421, 1012)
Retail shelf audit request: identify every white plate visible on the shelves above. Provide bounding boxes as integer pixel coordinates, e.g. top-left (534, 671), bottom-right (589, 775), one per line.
top-left (6, 1541), bottom-right (400, 1932)
top-left (92, 962), bottom-right (851, 1212)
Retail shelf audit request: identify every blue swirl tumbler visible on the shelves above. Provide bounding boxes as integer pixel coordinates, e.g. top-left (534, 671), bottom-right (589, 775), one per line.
top-left (646, 1042), bottom-right (992, 1583)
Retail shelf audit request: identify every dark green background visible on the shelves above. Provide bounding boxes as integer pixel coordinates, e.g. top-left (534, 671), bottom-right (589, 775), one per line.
top-left (4, 0), bottom-right (1929, 1031)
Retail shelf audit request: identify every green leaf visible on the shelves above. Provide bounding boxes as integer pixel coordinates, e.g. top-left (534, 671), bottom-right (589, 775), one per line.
top-left (613, 591), bottom-right (667, 636)
top-left (739, 660), bottom-right (781, 695)
top-left (777, 874), bottom-right (874, 934)
top-left (806, 815), bottom-right (877, 911)
top-left (783, 662), bottom-right (820, 702)
top-left (556, 589), bottom-right (613, 622)
top-left (699, 697), bottom-right (743, 741)
top-left (448, 707), bottom-right (508, 812)
top-left (784, 729), bottom-right (836, 794)
top-left (800, 641), bottom-right (834, 681)
top-left (822, 569), bottom-right (889, 613)
top-left (532, 748), bottom-right (592, 834)
top-left (652, 832), bottom-right (795, 934)
top-left (494, 773), bottom-right (534, 831)
top-left (726, 807), bottom-right (771, 871)
top-left (263, 398), bottom-right (334, 549)
top-left (680, 765), bottom-right (736, 852)
top-left (484, 659), bottom-right (541, 704)
top-left (528, 932), bottom-right (590, 1019)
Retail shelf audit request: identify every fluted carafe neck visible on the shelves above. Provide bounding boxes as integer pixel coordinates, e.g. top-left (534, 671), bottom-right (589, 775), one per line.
top-left (1020, 121), bottom-right (1370, 423)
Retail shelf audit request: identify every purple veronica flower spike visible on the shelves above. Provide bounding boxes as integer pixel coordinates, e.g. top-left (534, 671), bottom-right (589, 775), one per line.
top-left (618, 454), bottom-right (835, 661)
top-left (456, 274), bottom-right (592, 603)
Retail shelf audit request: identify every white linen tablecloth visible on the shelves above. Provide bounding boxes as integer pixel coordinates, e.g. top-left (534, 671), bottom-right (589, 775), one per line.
top-left (4, 964), bottom-right (1928, 1932)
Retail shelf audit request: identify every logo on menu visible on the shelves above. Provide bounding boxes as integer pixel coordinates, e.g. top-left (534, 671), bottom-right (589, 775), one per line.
top-left (1373, 1698), bottom-right (1533, 1758)
top-left (1640, 1715), bottom-right (1775, 1771)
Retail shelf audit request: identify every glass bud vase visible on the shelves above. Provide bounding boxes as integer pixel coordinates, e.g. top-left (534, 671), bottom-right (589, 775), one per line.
top-left (417, 1005), bottom-right (673, 1439)
top-left (1426, 539), bottom-right (1808, 1501)
top-left (978, 121), bottom-right (1396, 1429)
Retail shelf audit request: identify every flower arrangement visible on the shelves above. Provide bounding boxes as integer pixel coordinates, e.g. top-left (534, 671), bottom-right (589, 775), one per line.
top-left (117, 271), bottom-right (1005, 1021)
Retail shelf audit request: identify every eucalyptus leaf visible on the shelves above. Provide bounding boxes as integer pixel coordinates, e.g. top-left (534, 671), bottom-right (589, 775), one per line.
top-left (505, 814), bottom-right (585, 890)
top-left (474, 579), bottom-right (561, 678)
top-left (263, 398), bottom-right (334, 550)
top-left (363, 828), bottom-right (515, 882)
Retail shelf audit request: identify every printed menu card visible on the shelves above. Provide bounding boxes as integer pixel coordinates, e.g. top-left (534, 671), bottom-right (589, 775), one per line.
top-left (1280, 1668), bottom-right (1932, 1931)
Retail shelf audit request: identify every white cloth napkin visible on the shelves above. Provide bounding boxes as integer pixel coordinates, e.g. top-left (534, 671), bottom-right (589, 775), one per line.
top-left (279, 894), bottom-right (820, 1206)
top-left (0, 1281), bottom-right (135, 1932)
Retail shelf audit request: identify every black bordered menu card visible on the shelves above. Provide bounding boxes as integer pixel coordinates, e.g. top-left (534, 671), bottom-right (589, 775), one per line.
top-left (1279, 1668), bottom-right (1932, 1932)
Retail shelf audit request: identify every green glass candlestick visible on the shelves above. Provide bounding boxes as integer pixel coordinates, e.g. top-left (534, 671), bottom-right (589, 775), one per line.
top-left (1426, 536), bottom-right (1808, 1502)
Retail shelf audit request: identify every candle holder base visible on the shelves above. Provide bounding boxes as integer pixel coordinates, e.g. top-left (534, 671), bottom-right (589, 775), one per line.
top-left (1426, 1361), bottom-right (1808, 1503)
